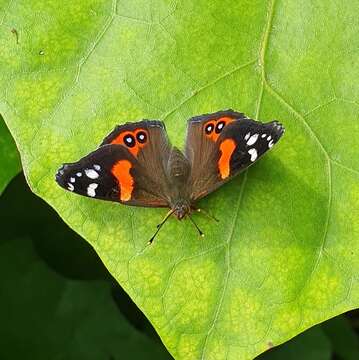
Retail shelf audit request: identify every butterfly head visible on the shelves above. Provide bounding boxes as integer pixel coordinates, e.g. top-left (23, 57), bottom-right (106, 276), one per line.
top-left (172, 200), bottom-right (191, 220)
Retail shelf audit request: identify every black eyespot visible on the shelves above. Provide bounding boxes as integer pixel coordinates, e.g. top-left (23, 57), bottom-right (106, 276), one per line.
top-left (136, 131), bottom-right (147, 144)
top-left (124, 134), bottom-right (136, 148)
top-left (205, 123), bottom-right (214, 135)
top-left (215, 121), bottom-right (225, 134)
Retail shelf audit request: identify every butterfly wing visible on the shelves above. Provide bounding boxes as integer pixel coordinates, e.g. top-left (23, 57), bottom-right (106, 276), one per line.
top-left (185, 110), bottom-right (285, 201)
top-left (56, 121), bottom-right (172, 207)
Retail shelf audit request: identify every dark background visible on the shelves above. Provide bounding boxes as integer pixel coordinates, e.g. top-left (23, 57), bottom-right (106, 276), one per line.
top-left (0, 173), bottom-right (358, 359)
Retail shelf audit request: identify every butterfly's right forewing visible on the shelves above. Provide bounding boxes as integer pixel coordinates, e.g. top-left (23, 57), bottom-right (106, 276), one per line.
top-left (185, 110), bottom-right (285, 201)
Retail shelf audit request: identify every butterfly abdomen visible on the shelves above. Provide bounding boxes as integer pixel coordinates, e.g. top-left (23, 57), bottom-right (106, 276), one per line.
top-left (164, 147), bottom-right (192, 208)
top-left (167, 147), bottom-right (190, 182)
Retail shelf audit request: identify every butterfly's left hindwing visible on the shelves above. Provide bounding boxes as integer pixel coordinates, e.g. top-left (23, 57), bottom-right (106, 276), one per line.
top-left (185, 110), bottom-right (285, 200)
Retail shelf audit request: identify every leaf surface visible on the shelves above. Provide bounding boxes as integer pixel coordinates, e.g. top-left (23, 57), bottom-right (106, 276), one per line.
top-left (1, 1), bottom-right (359, 359)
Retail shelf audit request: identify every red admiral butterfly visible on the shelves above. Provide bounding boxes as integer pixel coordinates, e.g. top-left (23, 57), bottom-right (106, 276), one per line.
top-left (56, 110), bottom-right (285, 243)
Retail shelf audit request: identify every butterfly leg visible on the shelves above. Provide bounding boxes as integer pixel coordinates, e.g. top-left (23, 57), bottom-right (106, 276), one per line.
top-left (193, 207), bottom-right (219, 223)
top-left (156, 209), bottom-right (173, 228)
top-left (188, 215), bottom-right (205, 238)
top-left (148, 209), bottom-right (174, 245)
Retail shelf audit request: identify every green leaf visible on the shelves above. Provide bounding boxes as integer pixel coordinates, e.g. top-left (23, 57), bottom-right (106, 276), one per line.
top-left (1, 1), bottom-right (359, 359)
top-left (0, 115), bottom-right (20, 194)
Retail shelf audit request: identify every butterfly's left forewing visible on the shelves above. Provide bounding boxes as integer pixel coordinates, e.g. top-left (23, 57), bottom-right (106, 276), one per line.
top-left (185, 110), bottom-right (285, 201)
top-left (56, 120), bottom-right (173, 208)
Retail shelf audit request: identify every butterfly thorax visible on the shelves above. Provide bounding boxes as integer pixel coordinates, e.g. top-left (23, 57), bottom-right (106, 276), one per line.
top-left (172, 200), bottom-right (191, 220)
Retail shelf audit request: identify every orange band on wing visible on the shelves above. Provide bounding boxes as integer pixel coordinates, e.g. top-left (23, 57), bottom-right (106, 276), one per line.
top-left (111, 160), bottom-right (134, 201)
top-left (218, 139), bottom-right (236, 179)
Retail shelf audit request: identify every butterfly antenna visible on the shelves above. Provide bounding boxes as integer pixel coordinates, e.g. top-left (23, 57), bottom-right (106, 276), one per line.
top-left (195, 208), bottom-right (219, 223)
top-left (188, 215), bottom-right (205, 237)
top-left (148, 210), bottom-right (174, 245)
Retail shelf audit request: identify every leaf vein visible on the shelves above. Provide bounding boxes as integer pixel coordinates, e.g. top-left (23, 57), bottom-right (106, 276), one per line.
top-left (76, 0), bottom-right (117, 82)
top-left (263, 83), bottom-right (334, 314)
top-left (200, 172), bottom-right (248, 359)
top-left (162, 59), bottom-right (256, 122)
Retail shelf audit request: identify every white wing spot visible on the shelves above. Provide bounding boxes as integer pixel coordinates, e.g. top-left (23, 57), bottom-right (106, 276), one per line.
top-left (87, 183), bottom-right (98, 197)
top-left (67, 183), bottom-right (74, 191)
top-left (267, 135), bottom-right (272, 141)
top-left (85, 169), bottom-right (99, 179)
top-left (70, 177), bottom-right (75, 183)
top-left (247, 133), bottom-right (258, 146)
top-left (261, 133), bottom-right (267, 138)
top-left (268, 140), bottom-right (274, 148)
top-left (245, 132), bottom-right (250, 141)
top-left (248, 148), bottom-right (258, 162)
top-left (93, 164), bottom-right (101, 171)
top-left (76, 172), bottom-right (82, 177)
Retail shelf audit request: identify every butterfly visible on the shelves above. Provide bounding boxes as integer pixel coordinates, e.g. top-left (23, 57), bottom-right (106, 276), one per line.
top-left (56, 110), bottom-right (285, 243)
